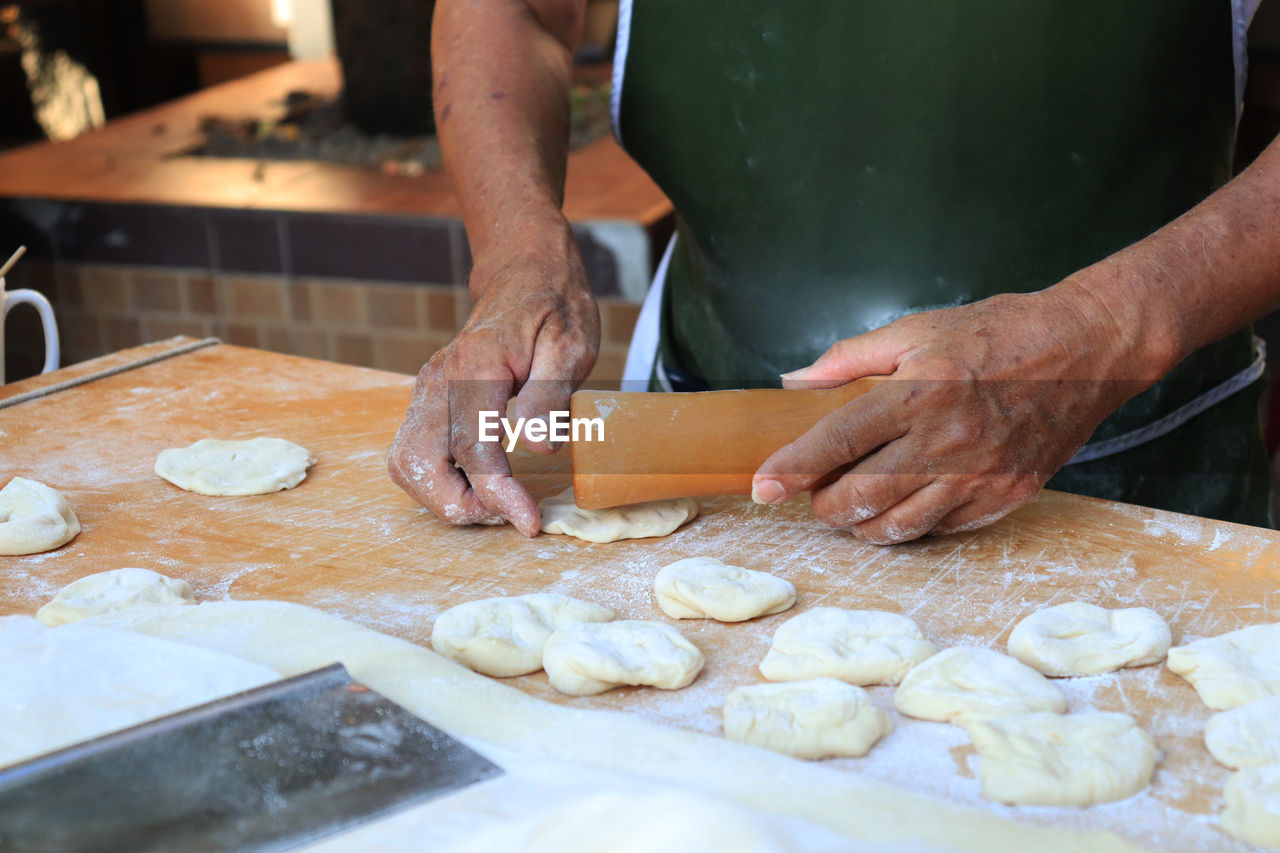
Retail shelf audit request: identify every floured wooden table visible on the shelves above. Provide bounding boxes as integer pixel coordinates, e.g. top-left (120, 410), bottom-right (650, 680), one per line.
top-left (3, 338), bottom-right (1277, 850)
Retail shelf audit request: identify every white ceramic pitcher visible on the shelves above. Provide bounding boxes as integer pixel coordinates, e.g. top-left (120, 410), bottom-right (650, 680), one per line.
top-left (1, 247), bottom-right (60, 384)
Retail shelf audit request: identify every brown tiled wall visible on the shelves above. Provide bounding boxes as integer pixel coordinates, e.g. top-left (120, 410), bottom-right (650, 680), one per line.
top-left (10, 261), bottom-right (640, 385)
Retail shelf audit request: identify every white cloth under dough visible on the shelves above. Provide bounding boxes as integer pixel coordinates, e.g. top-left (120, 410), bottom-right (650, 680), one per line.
top-left (723, 678), bottom-right (892, 760)
top-left (1222, 764), bottom-right (1280, 849)
top-left (1167, 622), bottom-right (1280, 710)
top-left (965, 712), bottom-right (1156, 807)
top-left (541, 620), bottom-right (704, 696)
top-left (0, 477), bottom-right (80, 556)
top-left (1204, 696), bottom-right (1280, 769)
top-left (431, 593), bottom-right (614, 677)
top-left (0, 615), bottom-right (279, 768)
top-left (1006, 601), bottom-right (1171, 677)
top-left (759, 608), bottom-right (937, 686)
top-left (538, 487), bottom-right (698, 544)
top-left (36, 568), bottom-right (196, 626)
top-left (71, 597), bottom-right (1150, 851)
top-left (894, 647), bottom-right (1067, 724)
top-left (442, 789), bottom-right (862, 853)
top-left (653, 557), bottom-right (795, 622)
top-left (154, 437), bottom-right (316, 496)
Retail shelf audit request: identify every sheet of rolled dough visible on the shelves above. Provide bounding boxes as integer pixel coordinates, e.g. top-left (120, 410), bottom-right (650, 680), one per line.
top-left (78, 600), bottom-right (1149, 853)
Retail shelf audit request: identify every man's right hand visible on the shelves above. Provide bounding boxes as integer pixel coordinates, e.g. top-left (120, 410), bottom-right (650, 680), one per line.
top-left (387, 228), bottom-right (599, 536)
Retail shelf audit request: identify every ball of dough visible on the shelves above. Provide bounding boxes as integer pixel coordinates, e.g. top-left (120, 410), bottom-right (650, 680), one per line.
top-left (759, 608), bottom-right (936, 686)
top-left (894, 647), bottom-right (1067, 723)
top-left (654, 557), bottom-right (795, 622)
top-left (1167, 622), bottom-right (1280, 710)
top-left (1205, 697), bottom-right (1280, 769)
top-left (155, 437), bottom-right (316, 496)
top-left (36, 568), bottom-right (196, 627)
top-left (723, 678), bottom-right (892, 760)
top-left (431, 593), bottom-right (614, 677)
top-left (1222, 765), bottom-right (1280, 849)
top-left (0, 477), bottom-right (80, 556)
top-left (538, 488), bottom-right (698, 544)
top-left (1007, 601), bottom-right (1171, 677)
top-left (966, 712), bottom-right (1156, 806)
top-left (542, 620), bottom-right (704, 696)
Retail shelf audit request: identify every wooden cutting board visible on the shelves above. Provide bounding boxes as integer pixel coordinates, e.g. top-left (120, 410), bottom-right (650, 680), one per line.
top-left (2, 339), bottom-right (1276, 851)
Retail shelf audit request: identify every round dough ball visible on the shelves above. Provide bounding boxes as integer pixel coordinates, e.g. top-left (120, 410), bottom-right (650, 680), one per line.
top-left (723, 678), bottom-right (892, 760)
top-left (1167, 622), bottom-right (1280, 710)
top-left (0, 477), bottom-right (80, 556)
top-left (431, 593), bottom-right (614, 677)
top-left (36, 568), bottom-right (196, 627)
top-left (155, 437), bottom-right (316, 496)
top-left (539, 488), bottom-right (698, 544)
top-left (893, 647), bottom-right (1067, 723)
top-left (654, 557), bottom-right (795, 622)
top-left (1205, 697), bottom-right (1280, 769)
top-left (1222, 765), bottom-right (1280, 849)
top-left (542, 620), bottom-right (704, 696)
top-left (759, 608), bottom-right (936, 686)
top-left (966, 712), bottom-right (1156, 806)
top-left (1007, 601), bottom-right (1171, 677)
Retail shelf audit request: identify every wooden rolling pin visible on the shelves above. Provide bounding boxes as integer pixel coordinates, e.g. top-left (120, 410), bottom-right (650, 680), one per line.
top-left (569, 379), bottom-right (880, 509)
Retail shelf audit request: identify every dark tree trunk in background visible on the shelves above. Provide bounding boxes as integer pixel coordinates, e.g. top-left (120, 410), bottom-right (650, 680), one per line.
top-left (331, 0), bottom-right (435, 136)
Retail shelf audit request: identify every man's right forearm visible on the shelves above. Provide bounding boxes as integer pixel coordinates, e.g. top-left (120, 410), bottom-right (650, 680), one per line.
top-left (432, 0), bottom-right (586, 284)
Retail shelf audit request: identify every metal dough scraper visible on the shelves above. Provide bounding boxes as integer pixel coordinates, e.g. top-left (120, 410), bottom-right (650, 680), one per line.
top-left (0, 663), bottom-right (502, 852)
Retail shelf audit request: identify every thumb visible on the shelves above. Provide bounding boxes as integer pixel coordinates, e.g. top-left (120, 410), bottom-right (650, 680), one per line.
top-left (780, 327), bottom-right (903, 389)
top-left (513, 342), bottom-right (589, 454)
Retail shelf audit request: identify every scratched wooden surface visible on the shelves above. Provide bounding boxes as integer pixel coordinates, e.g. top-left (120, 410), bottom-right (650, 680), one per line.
top-left (2, 342), bottom-right (1276, 850)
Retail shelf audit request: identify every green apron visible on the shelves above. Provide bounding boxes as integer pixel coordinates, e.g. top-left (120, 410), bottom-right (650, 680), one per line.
top-left (614, 0), bottom-right (1272, 527)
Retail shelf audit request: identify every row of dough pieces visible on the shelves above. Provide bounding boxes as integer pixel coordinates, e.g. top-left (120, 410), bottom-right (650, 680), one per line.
top-left (430, 558), bottom-right (1280, 847)
top-left (0, 436), bottom-right (688, 556)
top-left (0, 438), bottom-right (317, 556)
